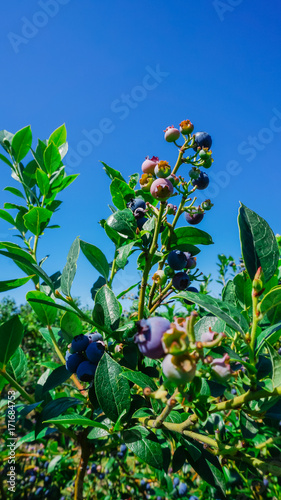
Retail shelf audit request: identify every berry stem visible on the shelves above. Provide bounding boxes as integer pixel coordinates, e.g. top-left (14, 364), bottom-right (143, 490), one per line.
top-left (74, 431), bottom-right (92, 500)
top-left (0, 368), bottom-right (35, 404)
top-left (153, 389), bottom-right (178, 428)
top-left (138, 201), bottom-right (166, 320)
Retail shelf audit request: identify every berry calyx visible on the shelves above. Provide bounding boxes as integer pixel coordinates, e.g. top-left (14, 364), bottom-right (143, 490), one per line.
top-left (179, 120), bottom-right (194, 135)
top-left (192, 171), bottom-right (209, 190)
top-left (172, 272), bottom-right (190, 290)
top-left (154, 161), bottom-right (171, 178)
top-left (164, 126), bottom-right (180, 143)
top-left (150, 178), bottom-right (174, 200)
top-left (134, 317), bottom-right (170, 359)
top-left (140, 173), bottom-right (154, 192)
top-left (141, 156), bottom-right (159, 174)
top-left (193, 131), bottom-right (212, 151)
top-left (167, 250), bottom-right (188, 270)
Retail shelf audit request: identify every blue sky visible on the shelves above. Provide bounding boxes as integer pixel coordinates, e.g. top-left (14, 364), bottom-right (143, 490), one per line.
top-left (1, 0), bottom-right (281, 307)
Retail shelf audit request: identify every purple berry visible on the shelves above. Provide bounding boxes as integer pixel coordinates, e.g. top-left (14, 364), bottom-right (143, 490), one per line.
top-left (192, 171), bottom-right (209, 190)
top-left (142, 156), bottom-right (159, 174)
top-left (193, 131), bottom-right (212, 151)
top-left (167, 250), bottom-right (188, 270)
top-left (184, 254), bottom-right (196, 269)
top-left (76, 361), bottom-right (97, 382)
top-left (86, 341), bottom-right (105, 364)
top-left (172, 272), bottom-right (190, 290)
top-left (178, 482), bottom-right (188, 496)
top-left (134, 317), bottom-right (170, 359)
top-left (71, 334), bottom-right (89, 353)
top-left (150, 177), bottom-right (174, 200)
top-left (184, 209), bottom-right (204, 225)
top-left (65, 353), bottom-right (85, 373)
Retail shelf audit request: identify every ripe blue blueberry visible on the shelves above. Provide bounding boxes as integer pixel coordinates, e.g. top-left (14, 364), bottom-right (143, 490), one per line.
top-left (65, 352), bottom-right (85, 373)
top-left (117, 451), bottom-right (124, 458)
top-left (137, 216), bottom-right (148, 229)
top-left (127, 198), bottom-right (146, 212)
top-left (91, 464), bottom-right (97, 473)
top-left (167, 250), bottom-right (188, 270)
top-left (172, 272), bottom-right (190, 290)
top-left (189, 496), bottom-right (199, 500)
top-left (134, 316), bottom-right (170, 359)
top-left (71, 334), bottom-right (89, 353)
top-left (120, 444), bottom-right (127, 453)
top-left (185, 210), bottom-right (204, 225)
top-left (86, 341), bottom-right (105, 364)
top-left (29, 475), bottom-right (36, 483)
top-left (193, 131), bottom-right (212, 151)
top-left (99, 473), bottom-right (105, 479)
top-left (173, 477), bottom-right (180, 487)
top-left (192, 171), bottom-right (209, 190)
top-left (76, 361), bottom-right (97, 382)
top-left (85, 332), bottom-right (103, 343)
top-left (44, 476), bottom-right (51, 484)
top-left (178, 482), bottom-right (188, 496)
top-left (35, 488), bottom-right (44, 496)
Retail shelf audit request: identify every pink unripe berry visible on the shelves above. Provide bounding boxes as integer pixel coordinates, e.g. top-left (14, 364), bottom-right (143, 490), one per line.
top-left (164, 126), bottom-right (180, 143)
top-left (150, 178), bottom-right (174, 200)
top-left (211, 354), bottom-right (231, 380)
top-left (200, 328), bottom-right (216, 343)
top-left (141, 156), bottom-right (159, 174)
top-left (162, 354), bottom-right (196, 384)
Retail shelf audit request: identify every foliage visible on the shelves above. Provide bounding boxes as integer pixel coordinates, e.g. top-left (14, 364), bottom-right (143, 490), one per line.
top-left (0, 122), bottom-right (281, 500)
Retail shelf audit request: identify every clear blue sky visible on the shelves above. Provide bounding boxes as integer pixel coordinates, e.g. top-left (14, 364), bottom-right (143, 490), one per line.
top-left (1, 0), bottom-right (281, 306)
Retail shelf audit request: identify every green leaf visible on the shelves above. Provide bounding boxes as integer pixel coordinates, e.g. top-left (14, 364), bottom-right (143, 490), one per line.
top-left (161, 228), bottom-right (201, 254)
top-left (4, 187), bottom-right (25, 199)
top-left (48, 124), bottom-right (67, 148)
top-left (240, 411), bottom-right (258, 439)
top-left (101, 161), bottom-right (125, 181)
top-left (110, 178), bottom-right (135, 210)
top-left (120, 370), bottom-right (157, 391)
top-left (0, 315), bottom-right (23, 367)
top-left (0, 242), bottom-right (39, 285)
top-left (238, 203), bottom-right (279, 282)
top-left (0, 276), bottom-right (34, 293)
top-left (60, 311), bottom-right (83, 342)
top-left (0, 153), bottom-right (13, 168)
top-left (0, 248), bottom-right (53, 288)
top-left (93, 285), bottom-right (120, 330)
top-left (174, 291), bottom-right (248, 335)
top-left (128, 173), bottom-right (139, 189)
top-left (26, 291), bottom-right (57, 325)
top-left (22, 160), bottom-right (37, 187)
top-left (260, 287), bottom-right (281, 324)
top-left (6, 347), bottom-right (27, 381)
top-left (91, 276), bottom-right (107, 301)
top-left (44, 414), bottom-right (109, 429)
top-left (164, 226), bottom-right (213, 246)
top-left (267, 342), bottom-right (281, 388)
top-left (233, 271), bottom-right (252, 309)
top-left (222, 280), bottom-right (239, 308)
top-left (107, 209), bottom-right (137, 239)
top-left (123, 426), bottom-right (164, 470)
top-left (80, 240), bottom-right (109, 281)
top-left (23, 207), bottom-right (52, 236)
top-left (116, 241), bottom-right (139, 269)
top-left (61, 237), bottom-right (80, 296)
top-left (35, 397), bottom-right (82, 436)
top-left (36, 169), bottom-right (50, 196)
top-left (43, 142), bottom-right (62, 174)
top-left (256, 322), bottom-right (281, 354)
top-left (0, 209), bottom-right (15, 226)
top-left (95, 353), bottom-right (131, 422)
top-left (42, 365), bottom-right (71, 393)
top-left (12, 125), bottom-right (32, 162)
top-left (39, 327), bottom-right (60, 346)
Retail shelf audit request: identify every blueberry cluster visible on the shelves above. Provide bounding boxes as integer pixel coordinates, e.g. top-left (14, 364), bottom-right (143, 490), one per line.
top-left (173, 477), bottom-right (188, 496)
top-left (127, 197), bottom-right (147, 229)
top-left (166, 249), bottom-right (199, 292)
top-left (65, 333), bottom-right (105, 382)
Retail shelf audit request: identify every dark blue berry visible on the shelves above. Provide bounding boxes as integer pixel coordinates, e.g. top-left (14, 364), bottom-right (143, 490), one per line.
top-left (35, 488), bottom-right (44, 496)
top-left (127, 198), bottom-right (146, 212)
top-left (99, 473), bottom-right (105, 479)
top-left (91, 464), bottom-right (97, 473)
top-left (192, 171), bottom-right (209, 190)
top-left (172, 272), bottom-right (190, 290)
top-left (76, 361), bottom-right (97, 382)
top-left (140, 479), bottom-right (146, 487)
top-left (173, 477), bottom-right (180, 487)
top-left (71, 334), bottom-right (89, 353)
top-left (65, 352), bottom-right (85, 373)
top-left (137, 216), bottom-right (148, 229)
top-left (185, 210), bottom-right (204, 225)
top-left (178, 482), bottom-right (188, 496)
top-left (85, 332), bottom-right (103, 343)
top-left (43, 461), bottom-right (49, 469)
top-left (117, 452), bottom-right (124, 458)
top-left (29, 475), bottom-right (36, 483)
top-left (193, 131), bottom-right (212, 151)
top-left (120, 444), bottom-right (127, 453)
top-left (167, 250), bottom-right (187, 270)
top-left (184, 287), bottom-right (198, 305)
top-left (44, 476), bottom-right (51, 484)
top-left (86, 342), bottom-right (104, 364)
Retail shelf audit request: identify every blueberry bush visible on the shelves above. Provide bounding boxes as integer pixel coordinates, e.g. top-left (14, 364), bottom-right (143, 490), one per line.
top-left (0, 121), bottom-right (281, 500)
